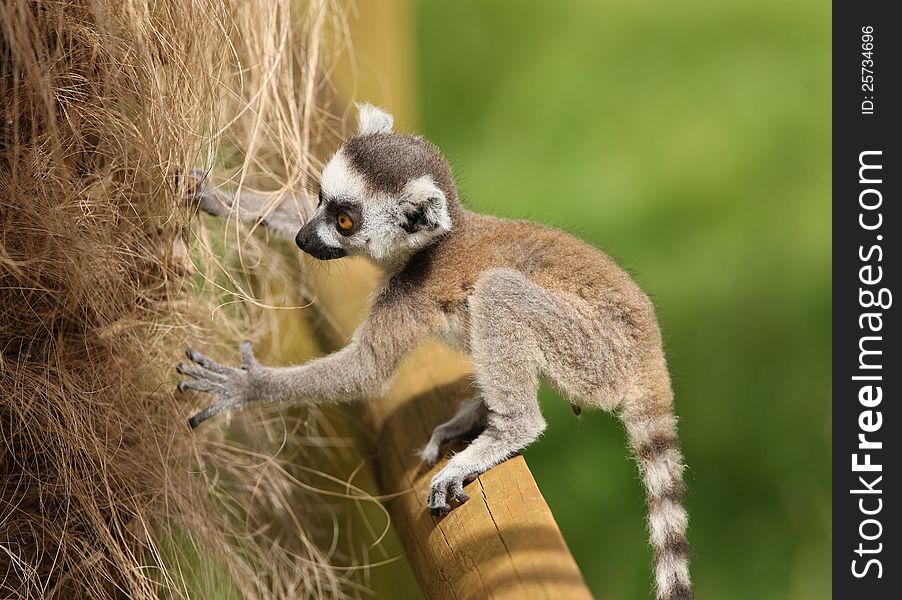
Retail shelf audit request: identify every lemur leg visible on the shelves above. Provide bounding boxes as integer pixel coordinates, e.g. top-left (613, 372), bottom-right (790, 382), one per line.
top-left (419, 398), bottom-right (489, 467)
top-left (427, 268), bottom-right (551, 515)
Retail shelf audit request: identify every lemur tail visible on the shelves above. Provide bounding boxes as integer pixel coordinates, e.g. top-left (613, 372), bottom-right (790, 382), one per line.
top-left (621, 391), bottom-right (693, 600)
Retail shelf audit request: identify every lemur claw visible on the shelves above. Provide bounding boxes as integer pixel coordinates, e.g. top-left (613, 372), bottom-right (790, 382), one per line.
top-left (187, 403), bottom-right (224, 429)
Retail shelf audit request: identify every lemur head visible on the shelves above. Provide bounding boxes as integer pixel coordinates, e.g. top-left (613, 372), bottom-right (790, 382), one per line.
top-left (296, 104), bottom-right (458, 266)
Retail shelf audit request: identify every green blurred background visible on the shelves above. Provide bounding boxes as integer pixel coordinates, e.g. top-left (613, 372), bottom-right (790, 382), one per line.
top-left (401, 0), bottom-right (831, 598)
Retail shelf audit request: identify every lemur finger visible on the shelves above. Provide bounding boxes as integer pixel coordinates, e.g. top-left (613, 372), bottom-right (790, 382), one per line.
top-left (239, 340), bottom-right (257, 369)
top-left (427, 482), bottom-right (451, 516)
top-left (178, 378), bottom-right (221, 394)
top-left (189, 169), bottom-right (208, 187)
top-left (186, 348), bottom-right (233, 375)
top-left (188, 403), bottom-right (226, 429)
top-left (177, 362), bottom-right (227, 381)
top-left (177, 168), bottom-right (205, 193)
top-left (178, 169), bottom-right (217, 218)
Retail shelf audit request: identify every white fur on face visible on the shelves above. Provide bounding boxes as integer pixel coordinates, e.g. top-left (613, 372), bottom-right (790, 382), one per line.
top-left (313, 211), bottom-right (343, 248)
top-left (319, 150), bottom-right (367, 200)
top-left (356, 198), bottom-right (404, 262)
top-left (356, 176), bottom-right (452, 264)
top-left (314, 151), bottom-right (452, 266)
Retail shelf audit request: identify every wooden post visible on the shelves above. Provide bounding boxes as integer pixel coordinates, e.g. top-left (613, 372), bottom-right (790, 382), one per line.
top-left (309, 260), bottom-right (593, 600)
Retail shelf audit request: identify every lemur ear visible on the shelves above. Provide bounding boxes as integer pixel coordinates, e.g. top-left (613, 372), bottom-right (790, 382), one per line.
top-left (398, 176), bottom-right (452, 235)
top-left (356, 102), bottom-right (394, 135)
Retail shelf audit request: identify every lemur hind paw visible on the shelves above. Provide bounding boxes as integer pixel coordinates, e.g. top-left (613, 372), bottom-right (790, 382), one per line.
top-left (177, 341), bottom-right (261, 428)
top-left (417, 442), bottom-right (442, 468)
top-left (427, 469), bottom-right (472, 516)
top-left (418, 397), bottom-right (489, 469)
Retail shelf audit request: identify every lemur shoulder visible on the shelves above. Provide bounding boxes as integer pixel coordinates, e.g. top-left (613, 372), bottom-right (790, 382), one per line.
top-left (179, 104), bottom-right (693, 600)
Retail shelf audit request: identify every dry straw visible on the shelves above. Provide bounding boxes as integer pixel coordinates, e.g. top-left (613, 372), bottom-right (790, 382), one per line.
top-left (1, 1), bottom-right (375, 598)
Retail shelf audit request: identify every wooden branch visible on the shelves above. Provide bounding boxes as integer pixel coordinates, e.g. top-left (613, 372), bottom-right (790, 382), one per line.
top-left (310, 259), bottom-right (592, 600)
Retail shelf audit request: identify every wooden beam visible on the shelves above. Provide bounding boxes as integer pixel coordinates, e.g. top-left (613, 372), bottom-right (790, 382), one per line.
top-left (310, 260), bottom-right (593, 600)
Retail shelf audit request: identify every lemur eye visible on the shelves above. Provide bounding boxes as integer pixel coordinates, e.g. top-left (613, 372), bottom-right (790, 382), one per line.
top-left (337, 211), bottom-right (354, 231)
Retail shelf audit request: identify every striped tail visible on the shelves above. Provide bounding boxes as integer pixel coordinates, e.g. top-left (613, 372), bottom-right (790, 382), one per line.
top-left (622, 394), bottom-right (693, 600)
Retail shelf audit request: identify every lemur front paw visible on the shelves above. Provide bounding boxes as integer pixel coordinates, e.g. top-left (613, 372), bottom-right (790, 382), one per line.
top-left (177, 340), bottom-right (264, 428)
top-left (177, 168), bottom-right (235, 220)
top-left (427, 467), bottom-right (473, 516)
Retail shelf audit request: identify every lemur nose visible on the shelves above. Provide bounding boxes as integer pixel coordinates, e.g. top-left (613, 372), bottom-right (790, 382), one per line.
top-left (295, 228), bottom-right (308, 251)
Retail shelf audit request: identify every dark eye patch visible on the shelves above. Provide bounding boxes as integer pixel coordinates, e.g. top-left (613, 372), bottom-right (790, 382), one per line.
top-left (324, 200), bottom-right (362, 236)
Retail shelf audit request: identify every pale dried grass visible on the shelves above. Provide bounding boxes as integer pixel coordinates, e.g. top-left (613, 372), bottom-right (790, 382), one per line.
top-left (0, 1), bottom-right (379, 598)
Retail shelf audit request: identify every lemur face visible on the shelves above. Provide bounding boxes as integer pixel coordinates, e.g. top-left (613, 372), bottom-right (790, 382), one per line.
top-left (295, 105), bottom-right (455, 266)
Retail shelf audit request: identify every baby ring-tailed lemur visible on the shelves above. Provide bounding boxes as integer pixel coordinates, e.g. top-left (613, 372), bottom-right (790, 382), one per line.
top-left (179, 104), bottom-right (692, 600)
